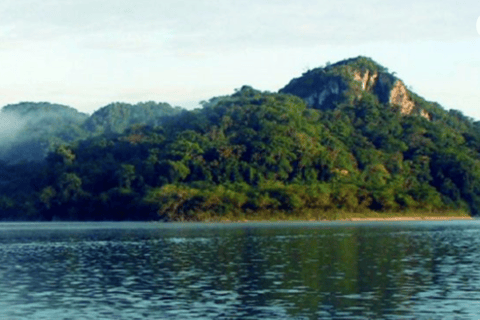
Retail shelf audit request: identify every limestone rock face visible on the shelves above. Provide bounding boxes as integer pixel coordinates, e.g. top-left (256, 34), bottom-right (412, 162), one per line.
top-left (389, 80), bottom-right (415, 115)
top-left (303, 80), bottom-right (342, 108)
top-left (280, 57), bottom-right (430, 120)
top-left (353, 70), bottom-right (378, 91)
top-left (280, 73), bottom-right (348, 111)
top-left (359, 71), bottom-right (431, 120)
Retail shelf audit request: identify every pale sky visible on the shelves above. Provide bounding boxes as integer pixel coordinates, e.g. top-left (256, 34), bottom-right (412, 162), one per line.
top-left (1, 0), bottom-right (480, 119)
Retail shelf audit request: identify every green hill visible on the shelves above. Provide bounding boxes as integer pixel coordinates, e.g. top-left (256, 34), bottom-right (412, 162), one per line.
top-left (0, 102), bottom-right (89, 163)
top-left (83, 101), bottom-right (182, 135)
top-left (0, 101), bottom-right (181, 164)
top-left (1, 57), bottom-right (480, 221)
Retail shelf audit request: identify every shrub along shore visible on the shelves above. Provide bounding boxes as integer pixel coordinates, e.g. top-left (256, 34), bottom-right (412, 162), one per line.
top-left (174, 209), bottom-right (472, 223)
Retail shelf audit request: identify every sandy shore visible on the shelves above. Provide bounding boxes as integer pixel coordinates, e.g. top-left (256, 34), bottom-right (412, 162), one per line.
top-left (215, 216), bottom-right (474, 223)
top-left (339, 216), bottom-right (473, 222)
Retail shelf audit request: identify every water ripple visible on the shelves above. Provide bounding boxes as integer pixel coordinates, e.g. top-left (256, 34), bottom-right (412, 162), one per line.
top-left (0, 221), bottom-right (479, 319)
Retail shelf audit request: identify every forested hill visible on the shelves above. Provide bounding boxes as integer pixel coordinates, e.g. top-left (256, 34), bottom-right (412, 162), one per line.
top-left (83, 101), bottom-right (182, 135)
top-left (0, 101), bottom-right (181, 163)
top-left (0, 102), bottom-right (89, 163)
top-left (1, 56), bottom-right (480, 221)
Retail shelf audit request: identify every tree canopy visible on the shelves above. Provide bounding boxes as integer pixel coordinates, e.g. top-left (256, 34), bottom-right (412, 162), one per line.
top-left (1, 58), bottom-right (479, 221)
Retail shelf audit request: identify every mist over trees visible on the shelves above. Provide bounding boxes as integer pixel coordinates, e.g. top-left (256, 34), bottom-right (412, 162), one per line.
top-left (1, 57), bottom-right (480, 221)
top-left (0, 101), bottom-right (180, 164)
top-left (0, 112), bottom-right (25, 153)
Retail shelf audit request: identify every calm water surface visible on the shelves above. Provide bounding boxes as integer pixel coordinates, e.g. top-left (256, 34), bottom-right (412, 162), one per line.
top-left (0, 220), bottom-right (479, 319)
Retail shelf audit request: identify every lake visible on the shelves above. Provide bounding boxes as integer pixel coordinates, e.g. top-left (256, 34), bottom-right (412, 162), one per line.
top-left (0, 220), bottom-right (479, 319)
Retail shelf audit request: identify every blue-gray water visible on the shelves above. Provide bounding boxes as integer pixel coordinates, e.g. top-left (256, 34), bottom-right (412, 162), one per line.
top-left (1, 220), bottom-right (480, 319)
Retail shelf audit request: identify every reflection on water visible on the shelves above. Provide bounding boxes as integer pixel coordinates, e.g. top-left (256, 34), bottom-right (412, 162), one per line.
top-left (0, 221), bottom-right (480, 319)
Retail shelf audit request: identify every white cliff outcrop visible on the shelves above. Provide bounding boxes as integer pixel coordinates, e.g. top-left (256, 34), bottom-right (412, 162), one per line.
top-left (352, 70), bottom-right (430, 120)
top-left (281, 58), bottom-right (431, 120)
top-left (388, 80), bottom-right (415, 115)
top-left (353, 70), bottom-right (378, 91)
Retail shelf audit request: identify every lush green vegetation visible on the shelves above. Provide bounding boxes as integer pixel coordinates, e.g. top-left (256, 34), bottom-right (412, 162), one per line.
top-left (0, 57), bottom-right (479, 221)
top-left (0, 102), bottom-right (89, 162)
top-left (0, 101), bottom-right (181, 164)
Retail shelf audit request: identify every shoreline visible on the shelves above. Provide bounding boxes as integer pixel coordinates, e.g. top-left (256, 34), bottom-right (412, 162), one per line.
top-left (198, 209), bottom-right (473, 224)
top-left (0, 216), bottom-right (474, 227)
top-left (211, 215), bottom-right (474, 223)
top-left (338, 216), bottom-right (474, 222)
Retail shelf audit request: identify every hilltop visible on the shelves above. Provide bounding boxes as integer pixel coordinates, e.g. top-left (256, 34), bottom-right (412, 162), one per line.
top-left (281, 56), bottom-right (432, 118)
top-left (1, 56), bottom-right (480, 221)
top-left (0, 102), bottom-right (89, 162)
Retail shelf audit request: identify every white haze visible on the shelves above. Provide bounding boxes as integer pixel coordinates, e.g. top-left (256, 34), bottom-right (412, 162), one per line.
top-left (0, 112), bottom-right (26, 145)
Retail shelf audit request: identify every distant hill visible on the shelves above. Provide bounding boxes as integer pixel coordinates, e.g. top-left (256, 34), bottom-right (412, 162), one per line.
top-left (0, 101), bottom-right (181, 163)
top-left (1, 101), bottom-right (89, 120)
top-left (83, 101), bottom-right (182, 135)
top-left (1, 56), bottom-right (480, 221)
top-left (0, 102), bottom-right (89, 163)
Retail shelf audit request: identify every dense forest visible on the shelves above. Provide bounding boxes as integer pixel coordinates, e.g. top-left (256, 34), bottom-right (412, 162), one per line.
top-left (1, 56), bottom-right (480, 221)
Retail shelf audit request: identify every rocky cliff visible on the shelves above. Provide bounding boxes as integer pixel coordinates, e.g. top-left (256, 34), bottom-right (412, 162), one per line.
top-left (280, 56), bottom-right (430, 119)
